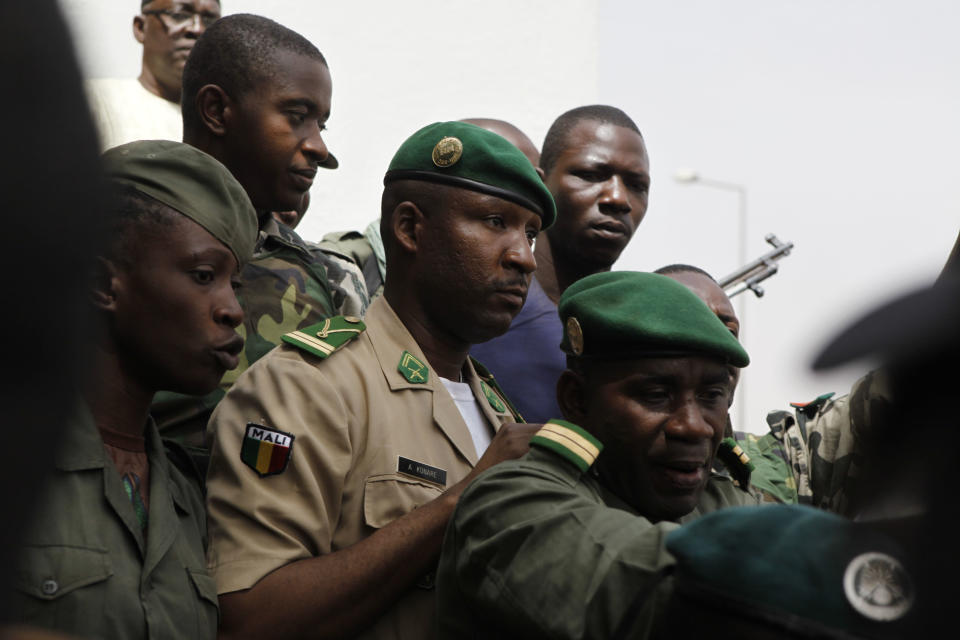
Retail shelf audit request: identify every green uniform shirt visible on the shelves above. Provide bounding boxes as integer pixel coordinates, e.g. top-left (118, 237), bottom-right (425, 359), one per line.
top-left (10, 406), bottom-right (218, 639)
top-left (436, 445), bottom-right (758, 639)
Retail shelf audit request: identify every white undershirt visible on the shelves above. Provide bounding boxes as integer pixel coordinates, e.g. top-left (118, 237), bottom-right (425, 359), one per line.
top-left (440, 377), bottom-right (493, 457)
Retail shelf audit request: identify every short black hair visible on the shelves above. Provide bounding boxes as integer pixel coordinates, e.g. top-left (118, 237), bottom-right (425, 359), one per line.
top-left (654, 264), bottom-right (717, 283)
top-left (105, 184), bottom-right (180, 268)
top-left (181, 13), bottom-right (327, 134)
top-left (540, 105), bottom-right (642, 175)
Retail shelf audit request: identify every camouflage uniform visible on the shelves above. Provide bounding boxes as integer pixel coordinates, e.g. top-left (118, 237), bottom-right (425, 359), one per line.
top-left (735, 371), bottom-right (891, 515)
top-left (319, 219), bottom-right (386, 301)
top-left (153, 219), bottom-right (369, 456)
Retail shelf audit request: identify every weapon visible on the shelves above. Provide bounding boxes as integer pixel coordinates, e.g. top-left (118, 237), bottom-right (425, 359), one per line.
top-left (720, 234), bottom-right (794, 298)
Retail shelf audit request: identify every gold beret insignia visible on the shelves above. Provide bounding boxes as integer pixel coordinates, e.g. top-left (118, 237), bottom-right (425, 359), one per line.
top-left (432, 136), bottom-right (463, 168)
top-left (566, 317), bottom-right (584, 356)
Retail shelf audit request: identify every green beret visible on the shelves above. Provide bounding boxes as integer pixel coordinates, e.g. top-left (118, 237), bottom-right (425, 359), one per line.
top-left (383, 121), bottom-right (556, 229)
top-left (558, 271), bottom-right (749, 367)
top-left (102, 140), bottom-right (257, 267)
top-left (665, 505), bottom-right (915, 636)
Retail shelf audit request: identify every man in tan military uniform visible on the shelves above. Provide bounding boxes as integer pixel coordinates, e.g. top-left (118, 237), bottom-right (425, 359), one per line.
top-left (206, 121), bottom-right (557, 639)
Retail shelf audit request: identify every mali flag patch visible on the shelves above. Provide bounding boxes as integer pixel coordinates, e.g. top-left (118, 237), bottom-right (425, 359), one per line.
top-left (240, 423), bottom-right (295, 477)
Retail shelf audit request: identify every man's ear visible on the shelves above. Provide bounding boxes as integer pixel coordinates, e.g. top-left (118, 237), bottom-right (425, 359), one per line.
top-left (133, 15), bottom-right (146, 44)
top-left (535, 166), bottom-right (546, 181)
top-left (391, 201), bottom-right (425, 254)
top-left (196, 84), bottom-right (232, 137)
top-left (91, 256), bottom-right (121, 312)
top-left (556, 369), bottom-right (588, 425)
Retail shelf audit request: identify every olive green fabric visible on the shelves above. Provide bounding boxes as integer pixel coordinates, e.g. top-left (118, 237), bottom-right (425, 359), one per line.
top-left (436, 444), bottom-right (757, 638)
top-left (10, 405), bottom-right (218, 638)
top-left (102, 139), bottom-right (258, 266)
top-left (384, 121), bottom-right (556, 228)
top-left (559, 271), bottom-right (750, 367)
top-left (665, 505), bottom-right (915, 638)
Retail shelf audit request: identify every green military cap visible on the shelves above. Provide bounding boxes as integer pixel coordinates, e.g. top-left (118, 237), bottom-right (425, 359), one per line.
top-left (664, 505), bottom-right (915, 637)
top-left (558, 271), bottom-right (749, 367)
top-left (102, 140), bottom-right (258, 266)
top-left (383, 121), bottom-right (556, 228)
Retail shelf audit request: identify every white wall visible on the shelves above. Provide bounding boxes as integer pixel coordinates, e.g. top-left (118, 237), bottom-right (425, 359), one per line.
top-left (61, 0), bottom-right (601, 236)
top-left (61, 0), bottom-right (959, 433)
top-left (597, 0), bottom-right (960, 431)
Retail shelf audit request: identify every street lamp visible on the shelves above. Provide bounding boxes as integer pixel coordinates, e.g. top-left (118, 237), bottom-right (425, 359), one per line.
top-left (674, 169), bottom-right (750, 430)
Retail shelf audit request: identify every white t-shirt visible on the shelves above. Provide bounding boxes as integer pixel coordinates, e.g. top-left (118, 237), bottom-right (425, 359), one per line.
top-left (440, 377), bottom-right (493, 458)
top-left (86, 77), bottom-right (183, 151)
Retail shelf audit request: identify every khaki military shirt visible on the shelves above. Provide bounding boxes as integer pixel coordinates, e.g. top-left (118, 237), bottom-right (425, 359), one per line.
top-left (206, 296), bottom-right (515, 640)
top-left (10, 406), bottom-right (217, 639)
top-left (437, 435), bottom-right (758, 639)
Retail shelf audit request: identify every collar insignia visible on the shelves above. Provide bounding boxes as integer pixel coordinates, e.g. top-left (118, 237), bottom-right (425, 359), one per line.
top-left (398, 350), bottom-right (429, 383)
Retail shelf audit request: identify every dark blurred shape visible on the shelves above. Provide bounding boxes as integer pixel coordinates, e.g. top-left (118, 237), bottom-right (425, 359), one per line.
top-left (939, 228), bottom-right (960, 281)
top-left (0, 0), bottom-right (105, 623)
top-left (814, 274), bottom-right (960, 370)
top-left (812, 274), bottom-right (960, 635)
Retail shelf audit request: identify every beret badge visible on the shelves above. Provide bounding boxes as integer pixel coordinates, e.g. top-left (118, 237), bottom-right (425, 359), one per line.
top-left (566, 317), bottom-right (584, 356)
top-left (432, 136), bottom-right (463, 168)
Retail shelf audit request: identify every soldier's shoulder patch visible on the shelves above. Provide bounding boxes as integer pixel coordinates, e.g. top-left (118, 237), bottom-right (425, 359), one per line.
top-left (530, 419), bottom-right (603, 473)
top-left (240, 423), bottom-right (295, 477)
top-left (715, 436), bottom-right (755, 491)
top-left (398, 350), bottom-right (429, 383)
top-left (480, 381), bottom-right (506, 413)
top-left (282, 315), bottom-right (365, 359)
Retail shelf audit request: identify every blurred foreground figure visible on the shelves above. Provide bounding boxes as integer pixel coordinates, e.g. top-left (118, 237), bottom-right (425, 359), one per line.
top-left (657, 273), bottom-right (960, 638)
top-left (8, 142), bottom-right (256, 639)
top-left (0, 0), bottom-right (104, 631)
top-left (437, 272), bottom-right (756, 638)
top-left (88, 0), bottom-right (222, 149)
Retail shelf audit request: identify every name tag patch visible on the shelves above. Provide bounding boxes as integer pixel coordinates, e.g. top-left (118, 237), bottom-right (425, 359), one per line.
top-left (398, 456), bottom-right (447, 487)
top-left (241, 424), bottom-right (295, 477)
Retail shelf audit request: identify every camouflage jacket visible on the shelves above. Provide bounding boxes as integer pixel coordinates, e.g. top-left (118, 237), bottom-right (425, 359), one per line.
top-left (153, 219), bottom-right (368, 454)
top-left (318, 219), bottom-right (386, 301)
top-left (757, 370), bottom-right (891, 515)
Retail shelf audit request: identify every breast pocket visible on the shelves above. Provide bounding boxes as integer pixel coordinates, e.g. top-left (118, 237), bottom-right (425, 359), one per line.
top-left (187, 567), bottom-right (220, 638)
top-left (363, 473), bottom-right (444, 529)
top-left (13, 545), bottom-right (113, 629)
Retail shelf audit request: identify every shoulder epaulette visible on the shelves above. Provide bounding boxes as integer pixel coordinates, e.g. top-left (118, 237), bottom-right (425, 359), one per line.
top-left (790, 392), bottom-right (835, 417)
top-left (469, 356), bottom-right (526, 423)
top-left (282, 315), bottom-right (365, 359)
top-left (716, 437), bottom-right (754, 490)
top-left (530, 419), bottom-right (603, 473)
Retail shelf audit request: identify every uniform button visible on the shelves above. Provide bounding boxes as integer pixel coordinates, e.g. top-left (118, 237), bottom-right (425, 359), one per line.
top-left (41, 579), bottom-right (59, 595)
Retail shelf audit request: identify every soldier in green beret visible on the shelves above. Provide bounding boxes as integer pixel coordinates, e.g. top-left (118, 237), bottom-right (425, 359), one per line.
top-left (9, 140), bottom-right (257, 639)
top-left (205, 121), bottom-right (554, 640)
top-left (436, 270), bottom-right (759, 639)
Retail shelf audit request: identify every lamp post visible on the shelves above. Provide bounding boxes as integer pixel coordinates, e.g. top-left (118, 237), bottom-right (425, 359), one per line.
top-left (673, 169), bottom-right (749, 430)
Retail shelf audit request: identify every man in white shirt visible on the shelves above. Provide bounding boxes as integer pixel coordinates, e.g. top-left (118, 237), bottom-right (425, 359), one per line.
top-left (87, 0), bottom-right (221, 149)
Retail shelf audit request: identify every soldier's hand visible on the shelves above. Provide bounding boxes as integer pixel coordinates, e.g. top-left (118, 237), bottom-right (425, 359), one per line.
top-left (443, 422), bottom-right (540, 502)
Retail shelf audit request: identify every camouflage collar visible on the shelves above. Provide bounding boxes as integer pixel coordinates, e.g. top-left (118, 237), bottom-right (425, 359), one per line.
top-left (256, 217), bottom-right (313, 257)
